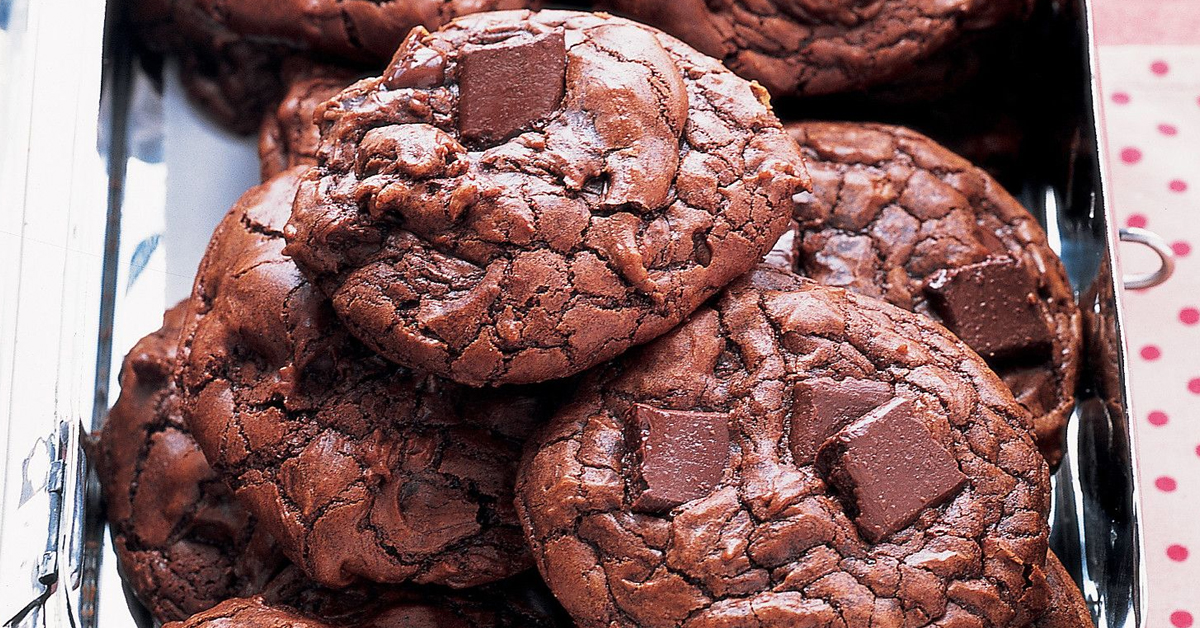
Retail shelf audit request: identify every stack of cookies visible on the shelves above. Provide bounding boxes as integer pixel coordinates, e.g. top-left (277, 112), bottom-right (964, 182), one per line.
top-left (98, 2), bottom-right (1091, 627)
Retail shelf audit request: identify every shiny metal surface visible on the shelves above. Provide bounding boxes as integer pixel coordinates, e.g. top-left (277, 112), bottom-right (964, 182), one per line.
top-left (0, 0), bottom-right (1148, 626)
top-left (1046, 0), bottom-right (1145, 625)
top-left (1118, 228), bottom-right (1175, 290)
top-left (0, 0), bottom-right (110, 626)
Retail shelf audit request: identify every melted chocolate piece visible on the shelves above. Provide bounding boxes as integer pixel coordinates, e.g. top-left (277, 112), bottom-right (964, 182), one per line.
top-left (130, 0), bottom-right (539, 135)
top-left (788, 377), bottom-right (893, 463)
top-left (385, 28), bottom-right (447, 89)
top-left (517, 266), bottom-right (1053, 628)
top-left (787, 122), bottom-right (1082, 468)
top-left (458, 30), bottom-right (566, 144)
top-left (925, 257), bottom-right (1054, 361)
top-left (628, 403), bottom-right (729, 512)
top-left (286, 12), bottom-right (808, 387)
top-left (817, 397), bottom-right (967, 542)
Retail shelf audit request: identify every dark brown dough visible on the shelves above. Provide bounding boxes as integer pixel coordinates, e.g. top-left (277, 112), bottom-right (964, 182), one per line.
top-left (96, 304), bottom-right (287, 623)
top-left (1034, 553), bottom-right (1093, 628)
top-left (259, 68), bottom-right (359, 181)
top-left (596, 0), bottom-right (1033, 98)
top-left (176, 167), bottom-right (557, 588)
top-left (164, 597), bottom-right (330, 628)
top-left (163, 571), bottom-right (570, 628)
top-left (129, 0), bottom-right (538, 133)
top-left (788, 121), bottom-right (1081, 466)
top-left (517, 265), bottom-right (1052, 628)
top-left (284, 9), bottom-right (810, 387)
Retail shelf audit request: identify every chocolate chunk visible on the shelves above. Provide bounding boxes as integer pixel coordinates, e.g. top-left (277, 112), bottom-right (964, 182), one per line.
top-left (628, 403), bottom-right (729, 512)
top-left (925, 257), bottom-right (1054, 361)
top-left (788, 377), bottom-right (893, 463)
top-left (129, 0), bottom-right (542, 135)
top-left (286, 12), bottom-right (808, 387)
top-left (787, 122), bottom-right (1081, 469)
top-left (457, 31), bottom-right (566, 144)
top-left (517, 266), bottom-right (1053, 628)
top-left (385, 29), bottom-right (446, 89)
top-left (816, 397), bottom-right (966, 542)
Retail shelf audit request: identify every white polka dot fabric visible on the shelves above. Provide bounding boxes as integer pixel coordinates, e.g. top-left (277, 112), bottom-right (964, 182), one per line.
top-left (1097, 43), bottom-right (1200, 628)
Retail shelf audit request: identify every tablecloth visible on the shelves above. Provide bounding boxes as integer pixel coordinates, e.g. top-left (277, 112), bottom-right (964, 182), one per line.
top-left (1095, 0), bottom-right (1200, 620)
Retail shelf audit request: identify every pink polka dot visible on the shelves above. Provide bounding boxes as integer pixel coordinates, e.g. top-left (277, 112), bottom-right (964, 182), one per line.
top-left (1127, 214), bottom-right (1148, 228)
top-left (1120, 147), bottom-right (1143, 164)
top-left (1141, 345), bottom-right (1162, 360)
top-left (1168, 544), bottom-right (1189, 561)
top-left (1172, 611), bottom-right (1193, 628)
top-left (1152, 60), bottom-right (1170, 75)
top-left (1173, 241), bottom-right (1192, 256)
top-left (1171, 179), bottom-right (1189, 193)
top-left (1113, 92), bottom-right (1131, 104)
top-left (1157, 476), bottom-right (1178, 492)
top-left (1187, 378), bottom-right (1200, 394)
top-left (1160, 123), bottom-right (1179, 136)
top-left (1180, 307), bottom-right (1199, 325)
top-left (1196, 444), bottom-right (1200, 458)
top-left (1148, 411), bottom-right (1169, 426)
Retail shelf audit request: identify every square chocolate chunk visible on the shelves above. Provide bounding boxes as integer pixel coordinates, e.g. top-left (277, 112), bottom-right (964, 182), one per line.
top-left (789, 377), bottom-right (893, 463)
top-left (924, 257), bottom-right (1053, 361)
top-left (457, 31), bottom-right (567, 145)
top-left (816, 398), bottom-right (966, 542)
top-left (627, 403), bottom-right (730, 513)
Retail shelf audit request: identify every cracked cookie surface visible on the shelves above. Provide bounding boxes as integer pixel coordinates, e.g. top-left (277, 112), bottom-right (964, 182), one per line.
top-left (163, 571), bottom-right (569, 628)
top-left (597, 0), bottom-right (1033, 98)
top-left (176, 167), bottom-right (555, 588)
top-left (1034, 552), bottom-right (1093, 628)
top-left (788, 121), bottom-right (1081, 466)
top-left (97, 304), bottom-right (287, 623)
top-left (259, 69), bottom-right (359, 181)
top-left (516, 264), bottom-right (1052, 628)
top-left (284, 9), bottom-right (810, 387)
top-left (130, 0), bottom-right (537, 133)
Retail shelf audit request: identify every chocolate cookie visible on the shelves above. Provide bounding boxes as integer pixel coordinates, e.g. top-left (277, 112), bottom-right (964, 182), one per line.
top-left (284, 9), bottom-right (810, 387)
top-left (163, 597), bottom-right (329, 628)
top-left (96, 304), bottom-right (287, 622)
top-left (130, 0), bottom-right (538, 133)
top-left (259, 69), bottom-right (358, 181)
top-left (163, 572), bottom-right (568, 628)
top-left (517, 265), bottom-right (1052, 628)
top-left (788, 121), bottom-right (1081, 466)
top-left (176, 167), bottom-right (556, 588)
top-left (1036, 552), bottom-right (1093, 628)
top-left (597, 0), bottom-right (1033, 98)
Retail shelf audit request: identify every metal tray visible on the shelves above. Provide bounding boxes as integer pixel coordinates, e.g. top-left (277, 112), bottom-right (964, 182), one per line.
top-left (0, 0), bottom-right (1154, 625)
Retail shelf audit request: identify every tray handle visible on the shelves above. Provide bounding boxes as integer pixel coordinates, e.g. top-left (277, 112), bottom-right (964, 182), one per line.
top-left (1119, 227), bottom-right (1175, 290)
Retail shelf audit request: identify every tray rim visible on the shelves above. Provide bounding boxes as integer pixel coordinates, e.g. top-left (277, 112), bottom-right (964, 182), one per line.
top-left (0, 0), bottom-right (1150, 625)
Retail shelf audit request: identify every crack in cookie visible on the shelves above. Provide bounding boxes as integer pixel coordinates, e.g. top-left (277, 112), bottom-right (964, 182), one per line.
top-left (788, 122), bottom-right (1082, 466)
top-left (517, 265), bottom-right (1053, 628)
top-left (285, 10), bottom-right (810, 386)
top-left (176, 167), bottom-right (560, 588)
